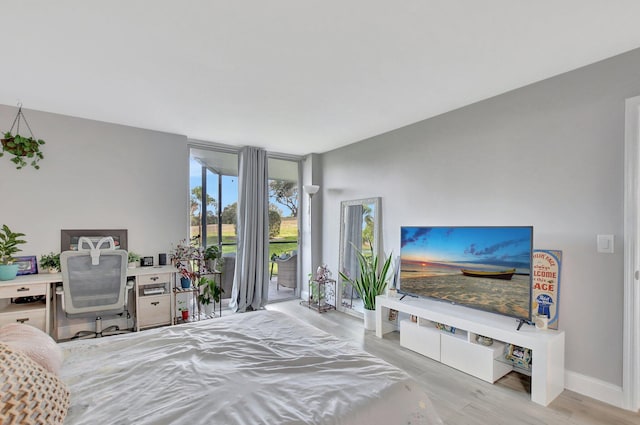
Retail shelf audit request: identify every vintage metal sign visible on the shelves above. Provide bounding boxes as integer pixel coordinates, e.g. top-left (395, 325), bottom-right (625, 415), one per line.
top-left (531, 249), bottom-right (562, 330)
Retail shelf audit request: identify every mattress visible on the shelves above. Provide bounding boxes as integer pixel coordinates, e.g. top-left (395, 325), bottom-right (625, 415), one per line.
top-left (60, 310), bottom-right (442, 425)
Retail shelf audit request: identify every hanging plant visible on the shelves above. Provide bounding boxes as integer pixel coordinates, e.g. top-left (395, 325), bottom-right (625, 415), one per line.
top-left (1, 132), bottom-right (45, 169)
top-left (1, 105), bottom-right (45, 170)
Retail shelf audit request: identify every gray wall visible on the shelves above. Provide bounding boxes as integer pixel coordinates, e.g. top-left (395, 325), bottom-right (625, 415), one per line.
top-left (0, 105), bottom-right (189, 261)
top-left (321, 48), bottom-right (640, 387)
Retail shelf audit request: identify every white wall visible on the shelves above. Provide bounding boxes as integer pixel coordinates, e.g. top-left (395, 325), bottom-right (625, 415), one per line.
top-left (320, 48), bottom-right (640, 391)
top-left (0, 105), bottom-right (189, 262)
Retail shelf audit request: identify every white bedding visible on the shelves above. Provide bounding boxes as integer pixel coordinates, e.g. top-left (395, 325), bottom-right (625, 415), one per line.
top-left (60, 310), bottom-right (442, 425)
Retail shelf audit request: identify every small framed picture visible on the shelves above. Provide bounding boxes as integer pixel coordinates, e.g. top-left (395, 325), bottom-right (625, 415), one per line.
top-left (15, 256), bottom-right (38, 275)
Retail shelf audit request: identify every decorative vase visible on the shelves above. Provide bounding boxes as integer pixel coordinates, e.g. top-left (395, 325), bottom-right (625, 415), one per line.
top-left (48, 267), bottom-right (58, 274)
top-left (181, 310), bottom-right (189, 321)
top-left (180, 277), bottom-right (191, 289)
top-left (128, 262), bottom-right (137, 269)
top-left (0, 264), bottom-right (19, 281)
top-left (363, 308), bottom-right (376, 331)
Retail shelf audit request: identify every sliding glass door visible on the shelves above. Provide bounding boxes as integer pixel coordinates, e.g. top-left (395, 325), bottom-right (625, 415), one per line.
top-left (189, 146), bottom-right (300, 304)
top-left (268, 157), bottom-right (300, 302)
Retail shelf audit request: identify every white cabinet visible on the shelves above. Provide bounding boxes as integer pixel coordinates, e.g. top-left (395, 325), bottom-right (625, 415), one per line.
top-left (0, 276), bottom-right (51, 334)
top-left (134, 270), bottom-right (172, 331)
top-left (400, 319), bottom-right (441, 361)
top-left (400, 318), bottom-right (512, 384)
top-left (440, 332), bottom-right (511, 383)
top-left (376, 295), bottom-right (565, 406)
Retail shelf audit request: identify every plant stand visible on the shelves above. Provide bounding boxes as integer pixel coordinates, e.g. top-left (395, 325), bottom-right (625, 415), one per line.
top-left (173, 285), bottom-right (200, 324)
top-left (301, 279), bottom-right (336, 313)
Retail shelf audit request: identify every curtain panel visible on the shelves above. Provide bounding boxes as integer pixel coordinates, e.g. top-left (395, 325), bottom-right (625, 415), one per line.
top-left (229, 146), bottom-right (270, 312)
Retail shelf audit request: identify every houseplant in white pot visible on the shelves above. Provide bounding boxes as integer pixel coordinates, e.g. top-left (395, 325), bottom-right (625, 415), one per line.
top-left (128, 252), bottom-right (141, 269)
top-left (0, 225), bottom-right (27, 281)
top-left (203, 245), bottom-right (221, 272)
top-left (339, 248), bottom-right (393, 331)
top-left (197, 276), bottom-right (223, 317)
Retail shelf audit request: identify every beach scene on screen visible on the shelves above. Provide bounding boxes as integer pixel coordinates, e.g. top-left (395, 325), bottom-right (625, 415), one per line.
top-left (399, 226), bottom-right (532, 318)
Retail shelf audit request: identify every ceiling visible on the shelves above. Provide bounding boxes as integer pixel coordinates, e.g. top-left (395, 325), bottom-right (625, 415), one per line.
top-left (3, 1), bottom-right (640, 156)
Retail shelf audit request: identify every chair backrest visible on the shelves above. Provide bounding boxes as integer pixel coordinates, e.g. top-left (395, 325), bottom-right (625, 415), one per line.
top-left (60, 237), bottom-right (128, 316)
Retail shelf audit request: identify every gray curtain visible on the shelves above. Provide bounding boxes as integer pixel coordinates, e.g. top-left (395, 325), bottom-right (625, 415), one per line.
top-left (229, 146), bottom-right (270, 312)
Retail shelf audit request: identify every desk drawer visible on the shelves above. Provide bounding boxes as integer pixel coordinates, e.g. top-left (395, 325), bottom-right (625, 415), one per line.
top-left (138, 295), bottom-right (171, 328)
top-left (138, 273), bottom-right (171, 286)
top-left (0, 283), bottom-right (47, 299)
top-left (0, 307), bottom-right (46, 331)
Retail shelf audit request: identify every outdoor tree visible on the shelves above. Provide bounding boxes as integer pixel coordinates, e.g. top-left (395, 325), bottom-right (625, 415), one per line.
top-left (269, 180), bottom-right (298, 217)
top-left (191, 186), bottom-right (217, 225)
top-left (221, 202), bottom-right (237, 225)
top-left (269, 209), bottom-right (282, 239)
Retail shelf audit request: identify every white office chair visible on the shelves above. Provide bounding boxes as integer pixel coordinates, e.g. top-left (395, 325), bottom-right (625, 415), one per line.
top-left (57, 236), bottom-right (133, 339)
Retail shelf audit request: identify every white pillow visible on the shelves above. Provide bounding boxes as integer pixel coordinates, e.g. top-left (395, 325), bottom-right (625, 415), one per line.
top-left (0, 323), bottom-right (64, 375)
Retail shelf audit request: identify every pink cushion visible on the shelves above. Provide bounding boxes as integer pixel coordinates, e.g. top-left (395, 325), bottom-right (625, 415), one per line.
top-left (0, 323), bottom-right (63, 375)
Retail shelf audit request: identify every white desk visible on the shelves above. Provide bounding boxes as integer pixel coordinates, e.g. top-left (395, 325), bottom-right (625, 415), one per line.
top-left (0, 265), bottom-right (176, 340)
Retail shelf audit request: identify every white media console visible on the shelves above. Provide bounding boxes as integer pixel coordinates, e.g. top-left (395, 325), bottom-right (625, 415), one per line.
top-left (375, 295), bottom-right (565, 406)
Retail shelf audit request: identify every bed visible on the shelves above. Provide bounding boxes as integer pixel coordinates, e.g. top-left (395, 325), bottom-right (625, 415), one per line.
top-left (58, 310), bottom-right (442, 424)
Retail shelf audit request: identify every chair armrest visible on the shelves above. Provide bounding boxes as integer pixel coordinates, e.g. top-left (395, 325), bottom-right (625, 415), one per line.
top-left (55, 286), bottom-right (65, 311)
top-left (124, 279), bottom-right (135, 305)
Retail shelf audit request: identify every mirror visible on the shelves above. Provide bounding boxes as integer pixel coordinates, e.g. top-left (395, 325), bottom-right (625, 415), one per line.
top-left (338, 197), bottom-right (381, 314)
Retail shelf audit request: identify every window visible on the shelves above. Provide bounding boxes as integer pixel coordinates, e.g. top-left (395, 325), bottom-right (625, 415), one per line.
top-left (190, 148), bottom-right (238, 255)
top-left (189, 147), bottom-right (300, 302)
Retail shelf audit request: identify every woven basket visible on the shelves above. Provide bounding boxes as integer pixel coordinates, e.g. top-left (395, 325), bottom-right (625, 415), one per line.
top-left (0, 343), bottom-right (69, 425)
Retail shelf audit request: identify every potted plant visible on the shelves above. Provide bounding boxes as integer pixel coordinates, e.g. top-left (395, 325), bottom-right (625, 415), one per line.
top-left (0, 225), bottom-right (27, 281)
top-left (339, 249), bottom-right (393, 330)
top-left (171, 239), bottom-right (203, 288)
top-left (177, 300), bottom-right (189, 321)
top-left (197, 276), bottom-right (223, 316)
top-left (308, 273), bottom-right (326, 306)
top-left (40, 252), bottom-right (61, 273)
top-left (128, 252), bottom-right (141, 269)
top-left (204, 245), bottom-right (221, 272)
top-left (1, 132), bottom-right (45, 170)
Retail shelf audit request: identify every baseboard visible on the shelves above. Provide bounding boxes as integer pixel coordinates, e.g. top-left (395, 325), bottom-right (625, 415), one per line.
top-left (565, 369), bottom-right (624, 409)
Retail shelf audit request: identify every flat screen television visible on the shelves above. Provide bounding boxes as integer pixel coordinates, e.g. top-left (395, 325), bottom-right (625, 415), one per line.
top-left (399, 226), bottom-right (533, 321)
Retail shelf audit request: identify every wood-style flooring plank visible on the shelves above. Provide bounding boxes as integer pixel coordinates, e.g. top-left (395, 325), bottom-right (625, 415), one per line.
top-left (266, 300), bottom-right (640, 425)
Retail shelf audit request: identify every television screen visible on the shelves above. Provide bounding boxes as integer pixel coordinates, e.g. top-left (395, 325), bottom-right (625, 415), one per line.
top-left (399, 226), bottom-right (533, 320)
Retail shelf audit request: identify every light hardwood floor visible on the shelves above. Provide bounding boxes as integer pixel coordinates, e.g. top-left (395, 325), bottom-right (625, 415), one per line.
top-left (266, 300), bottom-right (640, 425)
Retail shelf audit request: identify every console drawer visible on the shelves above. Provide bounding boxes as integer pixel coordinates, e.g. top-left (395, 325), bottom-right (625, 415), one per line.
top-left (441, 333), bottom-right (510, 383)
top-left (0, 283), bottom-right (47, 299)
top-left (137, 273), bottom-right (171, 286)
top-left (138, 294), bottom-right (171, 328)
top-left (0, 306), bottom-right (46, 331)
top-left (400, 320), bottom-right (441, 361)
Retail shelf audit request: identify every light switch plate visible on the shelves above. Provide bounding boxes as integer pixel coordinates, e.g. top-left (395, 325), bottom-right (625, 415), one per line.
top-left (597, 234), bottom-right (614, 254)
